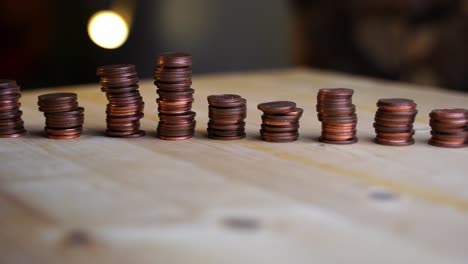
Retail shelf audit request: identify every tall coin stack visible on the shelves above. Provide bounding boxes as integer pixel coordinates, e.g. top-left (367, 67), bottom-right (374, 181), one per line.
top-left (97, 64), bottom-right (145, 138)
top-left (374, 98), bottom-right (417, 146)
top-left (207, 94), bottom-right (246, 140)
top-left (0, 80), bottom-right (26, 138)
top-left (317, 88), bottom-right (358, 144)
top-left (258, 101), bottom-right (303, 142)
top-left (429, 108), bottom-right (468, 148)
top-left (154, 52), bottom-right (196, 140)
top-left (38, 93), bottom-right (84, 140)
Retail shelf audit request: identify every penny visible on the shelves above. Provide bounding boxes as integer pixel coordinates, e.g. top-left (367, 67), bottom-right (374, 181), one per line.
top-left (430, 108), bottom-right (468, 120)
top-left (96, 64), bottom-right (135, 75)
top-left (318, 88), bottom-right (354, 97)
top-left (257, 101), bottom-right (296, 114)
top-left (319, 137), bottom-right (358, 144)
top-left (156, 52), bottom-right (192, 67)
top-left (157, 135), bottom-right (193, 140)
top-left (208, 134), bottom-right (246, 140)
top-left (261, 124), bottom-right (299, 133)
top-left (428, 138), bottom-right (467, 148)
top-left (47, 134), bottom-right (81, 140)
top-left (375, 137), bottom-right (415, 146)
top-left (0, 130), bottom-right (27, 138)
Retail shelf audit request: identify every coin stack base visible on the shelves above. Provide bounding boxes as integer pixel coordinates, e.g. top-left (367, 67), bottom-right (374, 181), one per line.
top-left (429, 108), bottom-right (468, 148)
top-left (97, 64), bottom-right (145, 138)
top-left (38, 93), bottom-right (84, 140)
top-left (374, 98), bottom-right (417, 146)
top-left (317, 88), bottom-right (357, 144)
top-left (258, 101), bottom-right (303, 143)
top-left (0, 80), bottom-right (26, 138)
top-left (207, 94), bottom-right (246, 140)
top-left (154, 52), bottom-right (196, 140)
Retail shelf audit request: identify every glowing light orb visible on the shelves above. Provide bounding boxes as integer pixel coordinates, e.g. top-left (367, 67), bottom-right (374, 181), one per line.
top-left (87, 11), bottom-right (129, 49)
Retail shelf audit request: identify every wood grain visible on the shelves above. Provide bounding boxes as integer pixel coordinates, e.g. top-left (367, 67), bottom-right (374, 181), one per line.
top-left (1, 68), bottom-right (467, 264)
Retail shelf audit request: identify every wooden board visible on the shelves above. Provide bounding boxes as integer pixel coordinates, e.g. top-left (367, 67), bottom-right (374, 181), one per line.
top-left (1, 68), bottom-right (468, 264)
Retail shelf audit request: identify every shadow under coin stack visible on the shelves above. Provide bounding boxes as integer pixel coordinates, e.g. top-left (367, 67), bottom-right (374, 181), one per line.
top-left (317, 88), bottom-right (357, 144)
top-left (97, 64), bottom-right (145, 138)
top-left (0, 80), bottom-right (26, 138)
top-left (429, 108), bottom-right (468, 148)
top-left (207, 94), bottom-right (246, 140)
top-left (154, 52), bottom-right (195, 140)
top-left (258, 101), bottom-right (303, 142)
top-left (374, 98), bottom-right (417, 146)
top-left (38, 93), bottom-right (84, 139)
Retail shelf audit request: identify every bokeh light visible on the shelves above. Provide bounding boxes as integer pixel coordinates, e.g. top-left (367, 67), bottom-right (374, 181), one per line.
top-left (87, 10), bottom-right (129, 49)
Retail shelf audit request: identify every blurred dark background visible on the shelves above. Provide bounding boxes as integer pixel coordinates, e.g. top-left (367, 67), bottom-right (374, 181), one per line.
top-left (0, 0), bottom-right (467, 91)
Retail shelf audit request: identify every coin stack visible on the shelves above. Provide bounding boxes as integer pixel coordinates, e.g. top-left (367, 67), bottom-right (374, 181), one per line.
top-left (429, 108), bottom-right (468, 148)
top-left (317, 88), bottom-right (358, 144)
top-left (97, 64), bottom-right (145, 138)
top-left (154, 52), bottom-right (196, 140)
top-left (258, 101), bottom-right (303, 142)
top-left (373, 98), bottom-right (417, 146)
top-left (38, 93), bottom-right (84, 139)
top-left (0, 80), bottom-right (26, 138)
top-left (207, 94), bottom-right (246, 140)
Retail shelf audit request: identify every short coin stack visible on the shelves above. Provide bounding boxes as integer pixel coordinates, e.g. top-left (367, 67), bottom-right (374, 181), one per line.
top-left (154, 52), bottom-right (196, 140)
top-left (258, 101), bottom-right (303, 142)
top-left (0, 80), bottom-right (26, 138)
top-left (429, 108), bottom-right (468, 148)
top-left (97, 64), bottom-right (145, 138)
top-left (374, 98), bottom-right (417, 146)
top-left (38, 93), bottom-right (84, 139)
top-left (317, 88), bottom-right (357, 144)
top-left (207, 94), bottom-right (246, 140)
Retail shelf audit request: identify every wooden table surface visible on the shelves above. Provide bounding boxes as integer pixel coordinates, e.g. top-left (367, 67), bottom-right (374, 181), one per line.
top-left (1, 68), bottom-right (468, 264)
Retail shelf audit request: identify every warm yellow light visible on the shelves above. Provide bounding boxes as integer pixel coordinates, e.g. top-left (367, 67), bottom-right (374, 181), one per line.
top-left (87, 10), bottom-right (129, 49)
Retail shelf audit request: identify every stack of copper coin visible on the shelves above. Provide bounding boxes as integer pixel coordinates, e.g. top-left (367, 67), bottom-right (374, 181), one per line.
top-left (429, 108), bottom-right (468, 148)
top-left (207, 94), bottom-right (246, 140)
top-left (374, 98), bottom-right (417, 146)
top-left (154, 52), bottom-right (196, 140)
top-left (0, 80), bottom-right (26, 138)
top-left (317, 88), bottom-right (357, 144)
top-left (258, 101), bottom-right (303, 142)
top-left (97, 64), bottom-right (145, 138)
top-left (38, 93), bottom-right (84, 139)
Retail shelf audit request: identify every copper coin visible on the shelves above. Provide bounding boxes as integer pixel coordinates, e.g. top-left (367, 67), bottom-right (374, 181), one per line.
top-left (38, 92), bottom-right (77, 102)
top-left (156, 52), bottom-right (192, 67)
top-left (377, 98), bottom-right (416, 111)
top-left (257, 101), bottom-right (296, 114)
top-left (430, 120), bottom-right (466, 129)
top-left (373, 124), bottom-right (413, 133)
top-left (208, 134), bottom-right (246, 140)
top-left (261, 134), bottom-right (299, 143)
top-left (96, 64), bottom-right (135, 75)
top-left (430, 108), bottom-right (468, 120)
top-left (429, 127), bottom-right (467, 134)
top-left (428, 138), bottom-right (467, 148)
top-left (0, 130), bottom-right (26, 138)
top-left (319, 136), bottom-right (358, 144)
top-left (318, 88), bottom-right (354, 96)
top-left (261, 124), bottom-right (298, 133)
top-left (375, 137), bottom-right (415, 146)
top-left (45, 126), bottom-right (82, 135)
top-left (157, 135), bottom-right (193, 140)
top-left (0, 79), bottom-right (18, 87)
top-left (209, 121), bottom-right (245, 130)
top-left (46, 134), bottom-right (81, 140)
